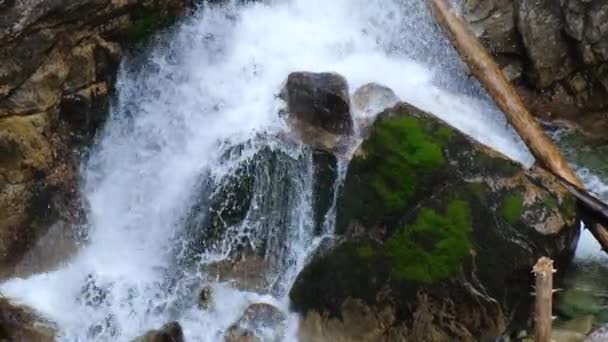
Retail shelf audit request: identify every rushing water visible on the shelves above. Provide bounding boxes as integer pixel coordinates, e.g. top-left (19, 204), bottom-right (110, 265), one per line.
top-left (1, 1), bottom-right (538, 341)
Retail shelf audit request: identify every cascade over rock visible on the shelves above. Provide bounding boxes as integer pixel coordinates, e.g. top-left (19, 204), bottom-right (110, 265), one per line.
top-left (183, 132), bottom-right (337, 292)
top-left (0, 0), bottom-right (190, 278)
top-left (290, 102), bottom-right (580, 340)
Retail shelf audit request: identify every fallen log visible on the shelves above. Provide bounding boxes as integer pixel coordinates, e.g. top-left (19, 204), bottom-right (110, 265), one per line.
top-left (427, 0), bottom-right (608, 251)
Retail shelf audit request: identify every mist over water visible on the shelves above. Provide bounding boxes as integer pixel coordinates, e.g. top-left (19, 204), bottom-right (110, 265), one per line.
top-left (1, 1), bottom-right (535, 341)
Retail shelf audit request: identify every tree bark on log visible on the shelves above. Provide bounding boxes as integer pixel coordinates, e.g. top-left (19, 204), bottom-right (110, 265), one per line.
top-left (427, 0), bottom-right (608, 252)
top-left (533, 257), bottom-right (555, 342)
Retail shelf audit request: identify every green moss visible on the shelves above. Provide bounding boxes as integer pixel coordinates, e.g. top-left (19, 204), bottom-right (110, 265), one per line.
top-left (501, 194), bottom-right (524, 225)
top-left (435, 126), bottom-right (455, 144)
top-left (363, 116), bottom-right (446, 210)
top-left (127, 11), bottom-right (170, 42)
top-left (357, 244), bottom-right (376, 259)
top-left (561, 195), bottom-right (577, 219)
top-left (474, 153), bottom-right (520, 177)
top-left (384, 199), bottom-right (472, 283)
top-left (544, 195), bottom-right (558, 210)
top-left (467, 182), bottom-right (485, 198)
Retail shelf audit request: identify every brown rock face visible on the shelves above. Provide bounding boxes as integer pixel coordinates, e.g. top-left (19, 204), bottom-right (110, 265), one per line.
top-left (0, 0), bottom-right (189, 278)
top-left (463, 0), bottom-right (608, 140)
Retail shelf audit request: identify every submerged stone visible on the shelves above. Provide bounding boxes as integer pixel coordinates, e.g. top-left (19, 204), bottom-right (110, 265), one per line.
top-left (224, 303), bottom-right (286, 342)
top-left (132, 321), bottom-right (184, 342)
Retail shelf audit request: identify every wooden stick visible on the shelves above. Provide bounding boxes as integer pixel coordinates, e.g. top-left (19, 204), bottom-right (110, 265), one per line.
top-left (533, 257), bottom-right (554, 342)
top-left (427, 0), bottom-right (582, 189)
top-left (427, 0), bottom-right (608, 252)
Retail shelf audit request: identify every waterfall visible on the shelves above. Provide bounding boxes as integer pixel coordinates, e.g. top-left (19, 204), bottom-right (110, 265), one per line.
top-left (1, 0), bottom-right (538, 341)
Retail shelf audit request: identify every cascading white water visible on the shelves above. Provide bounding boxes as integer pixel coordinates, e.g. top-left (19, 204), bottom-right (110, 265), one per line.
top-left (1, 1), bottom-right (538, 341)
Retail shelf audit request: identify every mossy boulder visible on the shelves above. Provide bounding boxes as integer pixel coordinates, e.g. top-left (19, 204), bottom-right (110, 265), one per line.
top-left (290, 102), bottom-right (579, 341)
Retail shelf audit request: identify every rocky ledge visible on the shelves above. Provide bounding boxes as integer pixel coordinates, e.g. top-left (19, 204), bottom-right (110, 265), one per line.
top-left (463, 0), bottom-right (608, 141)
top-left (0, 0), bottom-right (190, 278)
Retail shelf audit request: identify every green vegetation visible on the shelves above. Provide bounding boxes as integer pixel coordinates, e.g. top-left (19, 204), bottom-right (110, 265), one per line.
top-left (363, 116), bottom-right (446, 211)
top-left (435, 125), bottom-right (455, 144)
top-left (384, 199), bottom-right (472, 283)
top-left (474, 153), bottom-right (520, 177)
top-left (357, 244), bottom-right (376, 259)
top-left (561, 194), bottom-right (577, 219)
top-left (544, 195), bottom-right (558, 210)
top-left (127, 11), bottom-right (171, 42)
top-left (501, 193), bottom-right (524, 225)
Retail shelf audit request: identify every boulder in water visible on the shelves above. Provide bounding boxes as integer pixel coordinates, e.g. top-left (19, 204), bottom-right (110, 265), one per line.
top-left (132, 321), bottom-right (184, 342)
top-left (0, 297), bottom-right (56, 341)
top-left (290, 102), bottom-right (580, 340)
top-left (351, 82), bottom-right (400, 138)
top-left (224, 326), bottom-right (258, 342)
top-left (203, 254), bottom-right (272, 292)
top-left (281, 72), bottom-right (353, 153)
top-left (352, 82), bottom-right (400, 116)
top-left (197, 285), bottom-right (214, 311)
top-left (224, 303), bottom-right (286, 342)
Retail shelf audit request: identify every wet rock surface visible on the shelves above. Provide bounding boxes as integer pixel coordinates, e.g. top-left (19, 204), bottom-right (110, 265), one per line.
top-left (352, 83), bottom-right (400, 117)
top-left (463, 0), bottom-right (608, 141)
top-left (225, 303), bottom-right (286, 342)
top-left (281, 71), bottom-right (354, 153)
top-left (183, 141), bottom-right (338, 293)
top-left (0, 0), bottom-right (190, 278)
top-left (291, 102), bottom-right (580, 340)
top-left (0, 297), bottom-right (56, 342)
top-left (132, 321), bottom-right (184, 342)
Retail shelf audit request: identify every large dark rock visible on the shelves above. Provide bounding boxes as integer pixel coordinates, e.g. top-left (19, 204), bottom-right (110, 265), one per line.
top-left (0, 0), bottom-right (190, 278)
top-left (282, 72), bottom-right (353, 135)
top-left (280, 72), bottom-right (354, 154)
top-left (290, 103), bottom-right (579, 341)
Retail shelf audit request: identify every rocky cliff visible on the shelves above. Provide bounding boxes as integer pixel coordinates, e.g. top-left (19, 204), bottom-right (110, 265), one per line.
top-left (0, 0), bottom-right (189, 278)
top-left (463, 0), bottom-right (608, 140)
